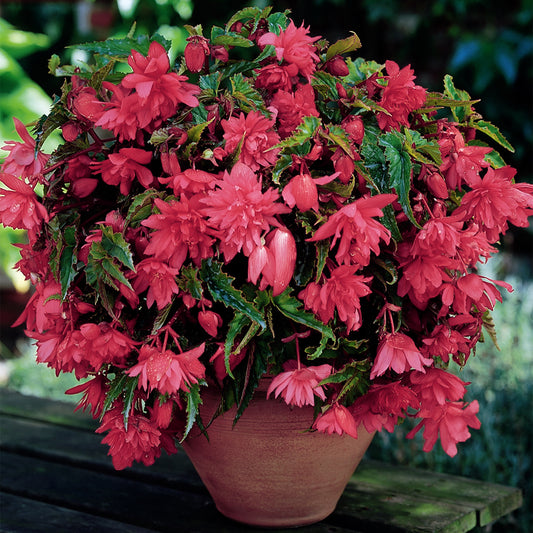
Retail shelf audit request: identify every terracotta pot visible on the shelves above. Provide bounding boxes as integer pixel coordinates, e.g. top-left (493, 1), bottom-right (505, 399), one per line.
top-left (181, 378), bottom-right (375, 528)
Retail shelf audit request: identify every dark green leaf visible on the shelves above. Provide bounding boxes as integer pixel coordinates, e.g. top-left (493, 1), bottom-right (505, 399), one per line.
top-left (180, 266), bottom-right (203, 300)
top-left (59, 226), bottom-right (78, 299)
top-left (181, 383), bottom-right (203, 442)
top-left (379, 131), bottom-right (420, 228)
top-left (224, 313), bottom-right (251, 379)
top-left (122, 376), bottom-right (139, 430)
top-left (213, 33), bottom-right (254, 48)
top-left (124, 189), bottom-right (160, 228)
top-left (101, 226), bottom-right (135, 272)
top-left (70, 34), bottom-right (170, 58)
top-left (200, 259), bottom-right (266, 328)
top-left (199, 71), bottom-right (222, 95)
top-left (274, 116), bottom-right (321, 151)
top-left (312, 71), bottom-right (340, 100)
top-left (225, 7), bottom-right (263, 32)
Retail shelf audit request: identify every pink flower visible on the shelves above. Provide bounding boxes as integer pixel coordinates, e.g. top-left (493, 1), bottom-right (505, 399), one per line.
top-left (377, 60), bottom-right (426, 131)
top-left (308, 194), bottom-right (396, 268)
top-left (370, 332), bottom-right (433, 379)
top-left (299, 265), bottom-right (372, 332)
top-left (66, 374), bottom-right (108, 418)
top-left (350, 382), bottom-right (419, 433)
top-left (198, 309), bottom-right (222, 337)
top-left (132, 259), bottom-right (181, 310)
top-left (0, 172), bottom-right (49, 240)
top-left (409, 367), bottom-right (468, 406)
top-left (267, 360), bottom-right (332, 407)
top-left (259, 21), bottom-right (320, 80)
top-left (270, 84), bottom-right (319, 138)
top-left (221, 111), bottom-right (281, 171)
top-left (122, 41), bottom-right (201, 111)
top-left (454, 166), bottom-right (533, 242)
top-left (159, 166), bottom-right (218, 195)
top-left (439, 125), bottom-right (491, 190)
top-left (143, 195), bottom-right (214, 270)
top-left (255, 63), bottom-right (294, 91)
top-left (313, 403), bottom-right (359, 439)
top-left (96, 403), bottom-right (177, 470)
top-left (92, 147), bottom-right (154, 195)
top-left (128, 343), bottom-right (206, 395)
top-left (1, 118), bottom-right (49, 179)
top-left (407, 400), bottom-right (481, 457)
top-left (201, 162), bottom-right (290, 261)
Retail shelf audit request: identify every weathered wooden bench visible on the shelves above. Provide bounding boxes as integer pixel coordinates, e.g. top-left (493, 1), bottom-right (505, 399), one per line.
top-left (0, 388), bottom-right (522, 532)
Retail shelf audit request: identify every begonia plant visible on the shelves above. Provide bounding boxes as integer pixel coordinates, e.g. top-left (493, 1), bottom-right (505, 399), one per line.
top-left (1, 7), bottom-right (532, 471)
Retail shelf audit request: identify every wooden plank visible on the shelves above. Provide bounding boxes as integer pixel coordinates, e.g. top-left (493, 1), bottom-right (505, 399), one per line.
top-left (0, 388), bottom-right (96, 430)
top-left (0, 492), bottom-right (158, 533)
top-left (335, 483), bottom-right (477, 533)
top-left (352, 460), bottom-right (523, 528)
top-left (0, 452), bottom-right (361, 533)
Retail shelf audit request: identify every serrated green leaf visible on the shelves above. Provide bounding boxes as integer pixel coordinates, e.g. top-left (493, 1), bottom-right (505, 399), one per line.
top-left (180, 266), bottom-right (203, 300)
top-left (122, 375), bottom-right (139, 430)
top-left (151, 303), bottom-right (173, 335)
top-left (101, 226), bottom-right (135, 272)
top-left (312, 71), bottom-right (340, 100)
top-left (229, 73), bottom-right (267, 112)
top-left (59, 226), bottom-right (78, 299)
top-left (224, 312), bottom-right (251, 379)
top-left (472, 120), bottom-right (514, 153)
top-left (326, 32), bottom-right (362, 60)
top-left (274, 116), bottom-right (321, 151)
top-left (267, 12), bottom-right (289, 33)
top-left (482, 310), bottom-right (500, 350)
top-left (187, 118), bottom-right (213, 144)
top-left (443, 74), bottom-right (474, 123)
top-left (124, 189), bottom-right (160, 228)
top-left (404, 128), bottom-right (443, 166)
top-left (200, 259), bottom-right (266, 328)
top-left (181, 383), bottom-right (203, 442)
top-left (71, 34), bottom-right (170, 58)
top-left (213, 33), bottom-right (254, 48)
top-left (48, 54), bottom-right (61, 75)
top-left (224, 6), bottom-right (262, 32)
top-left (102, 257), bottom-right (133, 290)
top-left (272, 292), bottom-right (335, 354)
top-left (379, 131), bottom-right (420, 228)
top-left (321, 124), bottom-right (353, 155)
top-left (199, 71), bottom-right (222, 95)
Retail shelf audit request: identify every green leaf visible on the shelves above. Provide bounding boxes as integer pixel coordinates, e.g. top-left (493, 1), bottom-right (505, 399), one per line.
top-left (199, 71), bottom-right (222, 95)
top-left (472, 119), bottom-right (514, 153)
top-left (404, 128), bottom-right (443, 167)
top-left (224, 6), bottom-right (263, 32)
top-left (102, 373), bottom-right (138, 421)
top-left (482, 310), bottom-right (500, 350)
top-left (122, 376), bottom-right (139, 430)
top-left (274, 116), bottom-right (321, 151)
top-left (229, 73), bottom-right (267, 112)
top-left (101, 226), bottom-right (135, 272)
top-left (59, 226), bottom-right (78, 299)
top-left (224, 313), bottom-right (251, 379)
top-left (180, 265), bottom-right (203, 300)
top-left (200, 259), bottom-right (266, 328)
top-left (443, 74), bottom-right (474, 123)
top-left (321, 124), bottom-right (353, 155)
top-left (124, 189), bottom-right (160, 228)
top-left (213, 33), bottom-right (254, 48)
top-left (326, 32), bottom-right (362, 60)
top-left (379, 131), bottom-right (420, 228)
top-left (312, 71), bottom-right (340, 101)
top-left (71, 34), bottom-right (170, 58)
top-left (181, 383), bottom-right (203, 442)
top-left (272, 292), bottom-right (335, 359)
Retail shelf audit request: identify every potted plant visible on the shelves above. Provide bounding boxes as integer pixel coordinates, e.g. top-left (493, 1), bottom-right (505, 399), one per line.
top-left (1, 6), bottom-right (532, 528)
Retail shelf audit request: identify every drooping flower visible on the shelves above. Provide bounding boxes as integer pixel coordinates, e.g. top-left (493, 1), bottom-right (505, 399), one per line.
top-left (122, 41), bottom-right (201, 112)
top-left (254, 63), bottom-right (294, 92)
top-left (92, 147), bottom-right (154, 195)
top-left (267, 360), bottom-right (333, 407)
top-left (282, 171), bottom-right (338, 212)
top-left (1, 118), bottom-right (49, 180)
top-left (0, 172), bottom-right (49, 240)
top-left (377, 60), bottom-right (426, 131)
top-left (454, 166), bottom-right (533, 242)
top-left (184, 35), bottom-right (210, 72)
top-left (132, 258), bottom-right (181, 310)
top-left (201, 162), bottom-right (290, 261)
top-left (159, 167), bottom-right (218, 195)
top-left (143, 195), bottom-right (214, 270)
top-left (258, 21), bottom-right (320, 80)
top-left (128, 343), bottom-right (206, 395)
top-left (308, 194), bottom-right (396, 268)
top-left (438, 125), bottom-right (491, 190)
top-left (313, 403), bottom-right (359, 439)
top-left (221, 111), bottom-right (281, 171)
top-left (370, 332), bottom-right (433, 379)
top-left (256, 227), bottom-right (297, 296)
top-left (409, 367), bottom-right (468, 406)
top-left (96, 402), bottom-right (177, 470)
top-left (66, 374), bottom-right (108, 418)
top-left (350, 382), bottom-right (419, 433)
top-left (406, 400), bottom-right (481, 457)
top-left (299, 265), bottom-right (372, 332)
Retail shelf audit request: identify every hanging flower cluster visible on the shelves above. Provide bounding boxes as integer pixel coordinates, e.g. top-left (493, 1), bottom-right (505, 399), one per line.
top-left (1, 7), bottom-right (532, 470)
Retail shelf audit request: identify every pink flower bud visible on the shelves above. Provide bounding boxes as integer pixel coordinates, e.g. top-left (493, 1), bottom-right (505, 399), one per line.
top-left (427, 172), bottom-right (449, 199)
top-left (327, 55), bottom-right (349, 77)
top-left (184, 36), bottom-right (210, 72)
top-left (248, 244), bottom-right (269, 284)
top-left (211, 45), bottom-right (229, 63)
top-left (265, 227), bottom-right (296, 296)
top-left (198, 310), bottom-right (222, 337)
top-left (62, 122), bottom-right (79, 142)
top-left (282, 173), bottom-right (318, 212)
top-left (341, 115), bottom-right (365, 145)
